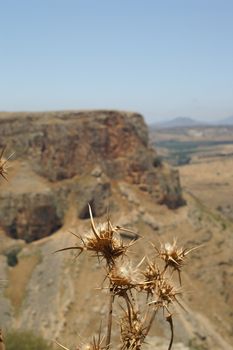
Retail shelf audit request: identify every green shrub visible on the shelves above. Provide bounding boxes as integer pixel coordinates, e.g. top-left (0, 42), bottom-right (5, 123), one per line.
top-left (5, 330), bottom-right (51, 350)
top-left (153, 155), bottom-right (162, 167)
top-left (5, 248), bottom-right (20, 267)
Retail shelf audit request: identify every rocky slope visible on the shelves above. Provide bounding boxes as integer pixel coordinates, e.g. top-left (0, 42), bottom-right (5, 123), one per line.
top-left (0, 110), bottom-right (184, 242)
top-left (0, 110), bottom-right (232, 349)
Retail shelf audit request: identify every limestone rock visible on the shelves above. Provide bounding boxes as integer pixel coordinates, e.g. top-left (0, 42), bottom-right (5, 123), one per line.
top-left (0, 190), bottom-right (63, 242)
top-left (74, 173), bottom-right (111, 219)
top-left (0, 110), bottom-right (184, 241)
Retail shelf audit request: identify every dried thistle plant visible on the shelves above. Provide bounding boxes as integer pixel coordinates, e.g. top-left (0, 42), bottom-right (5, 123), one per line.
top-left (56, 205), bottom-right (135, 266)
top-left (0, 146), bottom-right (14, 181)
top-left (56, 206), bottom-right (197, 350)
top-left (120, 310), bottom-right (146, 350)
top-left (149, 277), bottom-right (183, 315)
top-left (140, 259), bottom-right (162, 298)
top-left (154, 239), bottom-right (198, 284)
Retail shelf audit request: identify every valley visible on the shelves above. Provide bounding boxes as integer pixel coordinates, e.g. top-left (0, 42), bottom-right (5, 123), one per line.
top-left (150, 125), bottom-right (233, 166)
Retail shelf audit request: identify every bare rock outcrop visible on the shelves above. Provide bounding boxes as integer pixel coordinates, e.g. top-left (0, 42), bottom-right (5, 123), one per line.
top-left (0, 110), bottom-right (184, 241)
top-left (0, 190), bottom-right (63, 242)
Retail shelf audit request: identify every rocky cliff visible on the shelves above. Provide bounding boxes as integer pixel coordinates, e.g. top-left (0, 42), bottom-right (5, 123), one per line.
top-left (0, 110), bottom-right (184, 242)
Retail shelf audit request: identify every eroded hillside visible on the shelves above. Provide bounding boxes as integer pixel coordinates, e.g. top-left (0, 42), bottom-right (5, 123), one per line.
top-left (0, 111), bottom-right (183, 242)
top-left (0, 111), bottom-right (232, 350)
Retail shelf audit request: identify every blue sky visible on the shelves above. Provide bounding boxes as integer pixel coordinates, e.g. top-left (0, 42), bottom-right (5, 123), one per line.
top-left (0, 0), bottom-right (233, 124)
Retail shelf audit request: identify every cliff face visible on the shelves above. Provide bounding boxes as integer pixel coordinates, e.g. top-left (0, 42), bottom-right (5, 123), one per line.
top-left (0, 111), bottom-right (149, 182)
top-left (0, 110), bottom-right (184, 241)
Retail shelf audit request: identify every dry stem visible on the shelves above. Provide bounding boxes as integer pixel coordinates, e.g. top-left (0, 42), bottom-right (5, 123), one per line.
top-left (166, 314), bottom-right (174, 350)
top-left (105, 290), bottom-right (114, 349)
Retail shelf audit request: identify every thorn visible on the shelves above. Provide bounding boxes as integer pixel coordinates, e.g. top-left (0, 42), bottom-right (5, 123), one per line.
top-left (88, 203), bottom-right (100, 239)
top-left (184, 244), bottom-right (204, 256)
top-left (53, 246), bottom-right (83, 254)
top-left (54, 340), bottom-right (70, 350)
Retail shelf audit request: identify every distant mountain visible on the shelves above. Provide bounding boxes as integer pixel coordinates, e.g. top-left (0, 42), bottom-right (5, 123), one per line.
top-left (218, 115), bottom-right (233, 125)
top-left (151, 117), bottom-right (205, 129)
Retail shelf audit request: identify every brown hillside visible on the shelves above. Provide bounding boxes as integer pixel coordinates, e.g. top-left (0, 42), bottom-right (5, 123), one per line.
top-left (0, 111), bottom-right (232, 349)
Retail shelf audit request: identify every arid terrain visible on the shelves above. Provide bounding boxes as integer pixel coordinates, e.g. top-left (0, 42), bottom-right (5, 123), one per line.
top-left (150, 125), bottom-right (233, 349)
top-left (150, 125), bottom-right (233, 166)
top-left (0, 113), bottom-right (233, 350)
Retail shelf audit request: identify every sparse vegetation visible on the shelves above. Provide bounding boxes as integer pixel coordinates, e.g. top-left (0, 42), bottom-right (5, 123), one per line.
top-left (5, 248), bottom-right (21, 267)
top-left (5, 253), bottom-right (41, 312)
top-left (154, 140), bottom-right (231, 166)
top-left (5, 330), bottom-right (51, 350)
top-left (188, 338), bottom-right (208, 350)
top-left (153, 155), bottom-right (162, 167)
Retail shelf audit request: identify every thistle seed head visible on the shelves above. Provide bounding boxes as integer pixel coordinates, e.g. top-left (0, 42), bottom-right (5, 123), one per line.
top-left (109, 263), bottom-right (140, 294)
top-left (140, 260), bottom-right (162, 297)
top-left (150, 278), bottom-right (182, 314)
top-left (154, 239), bottom-right (196, 284)
top-left (55, 205), bottom-right (135, 266)
top-left (120, 311), bottom-right (146, 349)
top-left (158, 239), bottom-right (185, 268)
top-left (84, 221), bottom-right (126, 264)
top-left (83, 205), bottom-right (135, 265)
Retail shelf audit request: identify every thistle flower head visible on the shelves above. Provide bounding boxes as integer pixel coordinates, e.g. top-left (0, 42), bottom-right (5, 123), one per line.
top-left (56, 205), bottom-right (136, 266)
top-left (158, 239), bottom-right (185, 268)
top-left (140, 260), bottom-right (162, 298)
top-left (83, 209), bottom-right (130, 265)
top-left (155, 239), bottom-right (197, 284)
top-left (109, 262), bottom-right (141, 293)
top-left (120, 311), bottom-right (146, 349)
top-left (150, 278), bottom-right (182, 314)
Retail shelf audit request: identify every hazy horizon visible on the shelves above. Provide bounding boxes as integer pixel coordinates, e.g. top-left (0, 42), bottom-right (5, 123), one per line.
top-left (0, 108), bottom-right (231, 125)
top-left (1, 0), bottom-right (233, 124)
